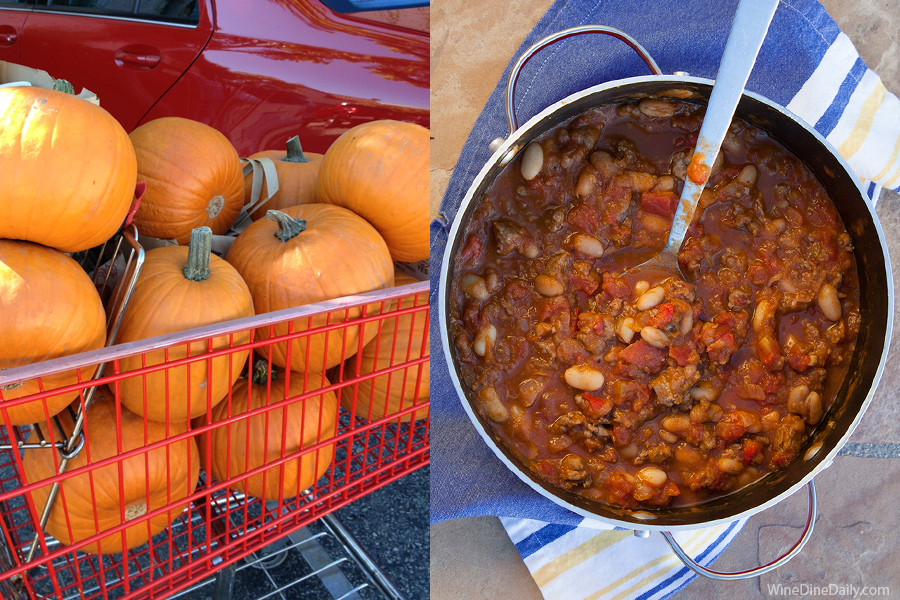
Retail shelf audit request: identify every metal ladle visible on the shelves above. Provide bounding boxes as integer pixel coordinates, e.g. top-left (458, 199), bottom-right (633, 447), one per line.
top-left (632, 0), bottom-right (780, 278)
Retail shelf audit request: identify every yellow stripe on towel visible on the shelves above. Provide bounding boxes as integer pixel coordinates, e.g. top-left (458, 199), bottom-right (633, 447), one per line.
top-left (870, 132), bottom-right (900, 183)
top-left (533, 530), bottom-right (633, 587)
top-left (581, 525), bottom-right (722, 600)
top-left (836, 81), bottom-right (887, 160)
top-left (605, 526), bottom-right (723, 600)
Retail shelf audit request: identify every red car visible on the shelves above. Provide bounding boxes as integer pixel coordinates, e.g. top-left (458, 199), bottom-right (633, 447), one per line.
top-left (0, 0), bottom-right (429, 155)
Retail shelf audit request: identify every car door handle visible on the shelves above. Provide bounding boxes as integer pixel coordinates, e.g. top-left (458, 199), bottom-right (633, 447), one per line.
top-left (0, 32), bottom-right (16, 47)
top-left (115, 50), bottom-right (160, 69)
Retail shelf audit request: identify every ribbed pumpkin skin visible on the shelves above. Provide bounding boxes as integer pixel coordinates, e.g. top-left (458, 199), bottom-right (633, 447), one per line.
top-left (244, 149), bottom-right (324, 222)
top-left (0, 87), bottom-right (136, 252)
top-left (0, 241), bottom-right (106, 426)
top-left (130, 118), bottom-right (244, 243)
top-left (315, 120), bottom-right (429, 263)
top-left (225, 204), bottom-right (394, 372)
top-left (22, 387), bottom-right (200, 555)
top-left (114, 245), bottom-right (254, 422)
top-left (200, 370), bottom-right (338, 501)
top-left (341, 273), bottom-right (429, 423)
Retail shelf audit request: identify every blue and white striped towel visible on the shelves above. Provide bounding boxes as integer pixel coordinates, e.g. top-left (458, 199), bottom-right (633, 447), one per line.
top-left (431, 0), bottom-right (900, 598)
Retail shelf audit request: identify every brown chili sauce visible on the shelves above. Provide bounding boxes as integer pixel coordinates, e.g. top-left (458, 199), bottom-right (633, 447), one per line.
top-left (449, 98), bottom-right (860, 509)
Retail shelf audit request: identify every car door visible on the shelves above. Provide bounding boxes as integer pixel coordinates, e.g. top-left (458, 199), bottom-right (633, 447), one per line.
top-left (0, 0), bottom-right (32, 64)
top-left (17, 0), bottom-right (214, 131)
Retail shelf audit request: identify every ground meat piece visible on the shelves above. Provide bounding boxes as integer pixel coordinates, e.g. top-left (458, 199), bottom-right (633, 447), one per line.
top-left (541, 206), bottom-right (568, 233)
top-left (558, 338), bottom-right (590, 364)
top-left (651, 365), bottom-right (700, 407)
top-left (727, 287), bottom-right (751, 311)
top-left (544, 251), bottom-right (573, 280)
top-left (569, 260), bottom-right (600, 295)
top-left (701, 322), bottom-right (738, 365)
top-left (670, 149), bottom-right (690, 181)
top-left (770, 414), bottom-right (808, 467)
top-left (635, 443), bottom-right (674, 465)
top-left (686, 458), bottom-right (733, 492)
top-left (492, 218), bottom-right (536, 257)
top-left (549, 411), bottom-right (587, 435)
top-left (559, 454), bottom-right (592, 485)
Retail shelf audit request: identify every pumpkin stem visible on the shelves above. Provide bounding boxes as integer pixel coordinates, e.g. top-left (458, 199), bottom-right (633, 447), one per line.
top-left (53, 79), bottom-right (75, 95)
top-left (282, 136), bottom-right (310, 164)
top-left (266, 210), bottom-right (306, 242)
top-left (251, 359), bottom-right (277, 385)
top-left (183, 227), bottom-right (213, 281)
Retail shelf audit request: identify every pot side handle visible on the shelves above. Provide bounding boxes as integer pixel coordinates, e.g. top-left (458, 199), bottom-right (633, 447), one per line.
top-left (489, 25), bottom-right (663, 153)
top-left (661, 480), bottom-right (817, 580)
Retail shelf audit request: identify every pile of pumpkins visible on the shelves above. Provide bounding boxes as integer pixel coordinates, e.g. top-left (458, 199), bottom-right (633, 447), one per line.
top-left (0, 84), bottom-right (429, 555)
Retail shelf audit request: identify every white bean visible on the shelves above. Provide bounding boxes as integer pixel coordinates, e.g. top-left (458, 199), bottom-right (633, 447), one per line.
top-left (639, 98), bottom-right (676, 118)
top-left (769, 218), bottom-right (788, 233)
top-left (737, 164), bottom-right (758, 186)
top-left (718, 457), bottom-right (744, 474)
top-left (461, 274), bottom-right (489, 300)
top-left (735, 410), bottom-right (762, 433)
top-left (641, 326), bottom-right (668, 349)
top-left (519, 379), bottom-right (542, 408)
top-left (817, 283), bottom-right (842, 321)
top-left (761, 410), bottom-right (781, 432)
top-left (658, 430), bottom-right (679, 444)
top-left (652, 175), bottom-right (676, 192)
top-left (522, 242), bottom-right (540, 259)
top-left (575, 168), bottom-right (597, 199)
top-left (617, 317), bottom-right (636, 344)
top-left (472, 324), bottom-right (497, 357)
top-left (634, 280), bottom-right (650, 297)
top-left (535, 274), bottom-right (564, 297)
top-left (806, 391), bottom-right (823, 424)
top-left (662, 414), bottom-right (690, 434)
top-left (679, 311), bottom-right (693, 335)
top-left (636, 286), bottom-right (665, 311)
top-left (787, 384), bottom-right (809, 415)
top-left (564, 364), bottom-right (605, 391)
top-left (520, 143), bottom-right (543, 180)
top-left (572, 233), bottom-right (605, 258)
top-left (479, 387), bottom-right (508, 423)
top-left (637, 467), bottom-right (668, 487)
top-left (689, 381), bottom-right (717, 403)
top-left (752, 299), bottom-right (772, 334)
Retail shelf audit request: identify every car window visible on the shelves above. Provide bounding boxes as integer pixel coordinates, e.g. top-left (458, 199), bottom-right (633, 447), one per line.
top-left (0, 0), bottom-right (33, 5)
top-left (36, 0), bottom-right (199, 24)
top-left (136, 0), bottom-right (198, 22)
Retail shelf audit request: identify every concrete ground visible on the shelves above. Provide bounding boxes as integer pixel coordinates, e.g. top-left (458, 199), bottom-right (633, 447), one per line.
top-left (430, 1), bottom-right (900, 598)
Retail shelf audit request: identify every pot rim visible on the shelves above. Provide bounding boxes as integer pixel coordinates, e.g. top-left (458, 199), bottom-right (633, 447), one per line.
top-left (438, 74), bottom-right (894, 530)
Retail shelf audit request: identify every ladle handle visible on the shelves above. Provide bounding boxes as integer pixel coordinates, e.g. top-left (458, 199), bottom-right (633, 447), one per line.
top-left (661, 480), bottom-right (817, 580)
top-left (490, 25), bottom-right (662, 152)
top-left (666, 0), bottom-right (779, 254)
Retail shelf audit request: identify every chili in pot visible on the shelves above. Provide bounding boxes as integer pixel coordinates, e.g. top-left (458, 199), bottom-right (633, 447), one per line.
top-left (448, 98), bottom-right (860, 510)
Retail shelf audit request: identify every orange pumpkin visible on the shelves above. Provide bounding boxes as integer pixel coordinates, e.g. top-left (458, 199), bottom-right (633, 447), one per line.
top-left (130, 117), bottom-right (244, 243)
top-left (315, 120), bottom-right (429, 263)
top-left (225, 206), bottom-right (393, 372)
top-left (0, 240), bottom-right (106, 426)
top-left (0, 86), bottom-right (136, 252)
top-left (244, 136), bottom-right (323, 221)
top-left (22, 386), bottom-right (200, 555)
top-left (199, 360), bottom-right (338, 501)
top-left (114, 227), bottom-right (254, 422)
top-left (341, 272), bottom-right (429, 423)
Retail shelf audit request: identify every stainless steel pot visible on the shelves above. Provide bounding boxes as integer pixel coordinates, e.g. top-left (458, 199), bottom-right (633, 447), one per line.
top-left (437, 26), bottom-right (894, 577)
